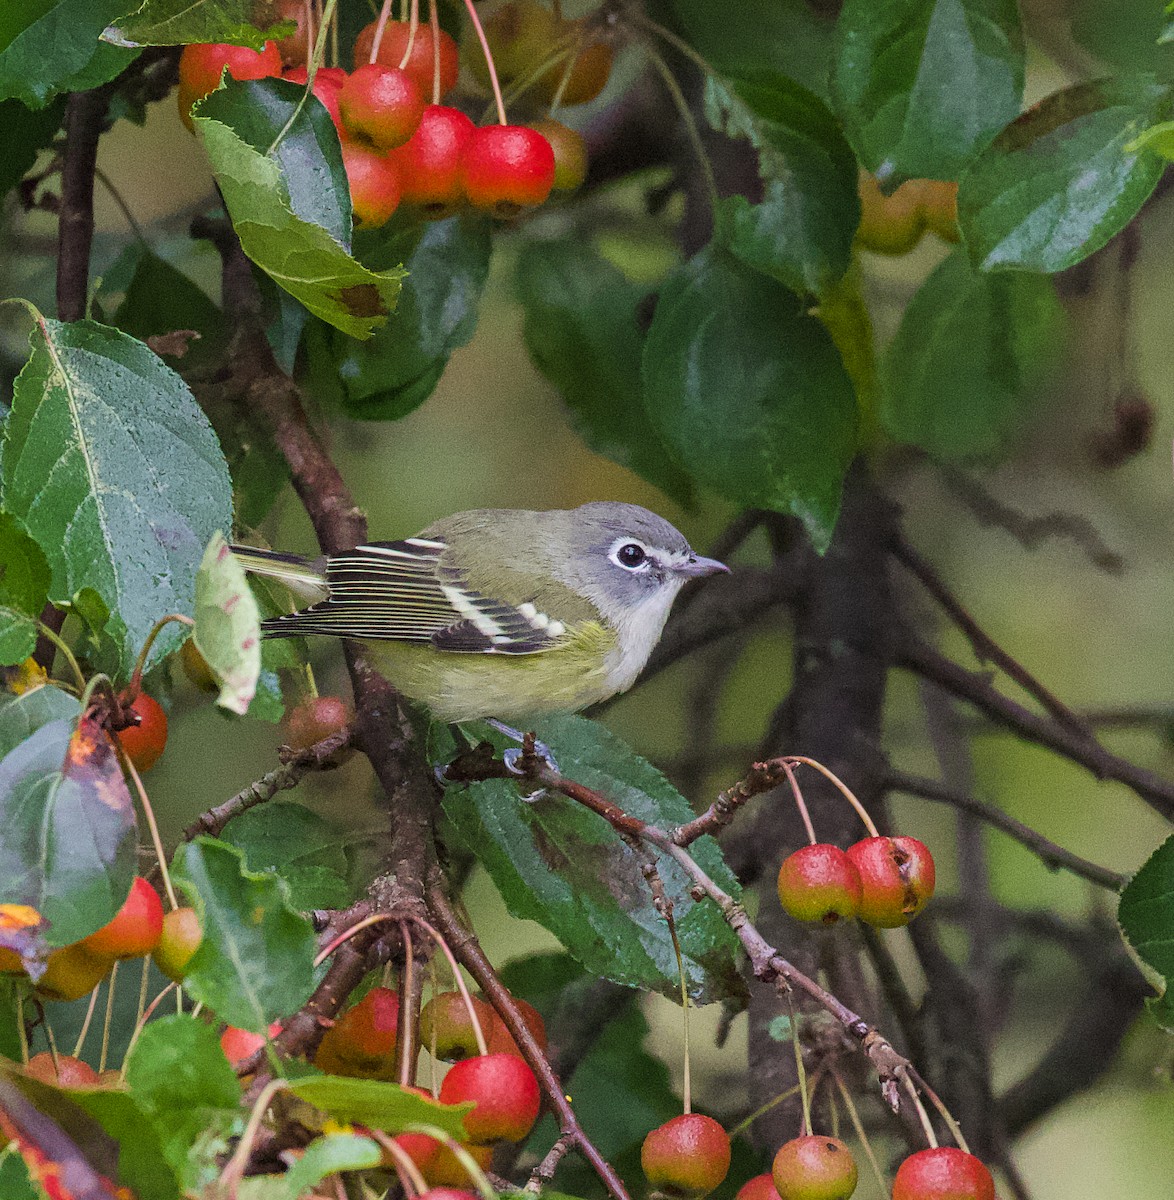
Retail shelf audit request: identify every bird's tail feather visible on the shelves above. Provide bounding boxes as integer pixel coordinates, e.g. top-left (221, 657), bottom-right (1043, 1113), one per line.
top-left (229, 545), bottom-right (330, 603)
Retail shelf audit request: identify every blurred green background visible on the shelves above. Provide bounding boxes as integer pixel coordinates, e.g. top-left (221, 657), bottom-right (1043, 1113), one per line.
top-left (4, 2), bottom-right (1174, 1194)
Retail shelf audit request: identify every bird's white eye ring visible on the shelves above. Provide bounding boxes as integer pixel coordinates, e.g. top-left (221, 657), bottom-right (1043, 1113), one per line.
top-left (611, 541), bottom-right (649, 570)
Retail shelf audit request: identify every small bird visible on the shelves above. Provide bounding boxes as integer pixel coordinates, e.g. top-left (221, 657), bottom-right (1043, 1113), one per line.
top-left (232, 502), bottom-right (727, 723)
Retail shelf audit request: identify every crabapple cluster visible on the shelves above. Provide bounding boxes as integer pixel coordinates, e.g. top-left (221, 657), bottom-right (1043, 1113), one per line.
top-left (175, 2), bottom-right (610, 230)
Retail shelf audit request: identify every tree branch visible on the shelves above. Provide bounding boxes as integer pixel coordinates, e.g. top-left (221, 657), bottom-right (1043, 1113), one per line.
top-left (897, 634), bottom-right (1174, 822)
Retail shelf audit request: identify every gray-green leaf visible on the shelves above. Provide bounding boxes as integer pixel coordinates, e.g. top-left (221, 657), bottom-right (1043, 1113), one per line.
top-left (0, 313), bottom-right (232, 678)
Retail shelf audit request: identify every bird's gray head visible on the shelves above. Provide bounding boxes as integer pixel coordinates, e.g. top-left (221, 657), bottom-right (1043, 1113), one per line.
top-left (556, 502), bottom-right (728, 618)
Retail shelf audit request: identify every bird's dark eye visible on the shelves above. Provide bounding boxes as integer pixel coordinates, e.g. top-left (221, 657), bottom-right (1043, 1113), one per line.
top-left (616, 543), bottom-right (646, 569)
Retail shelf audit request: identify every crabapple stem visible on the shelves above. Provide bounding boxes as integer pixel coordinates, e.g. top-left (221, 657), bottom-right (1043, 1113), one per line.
top-left (128, 612), bottom-right (194, 692)
top-left (429, 0), bottom-right (441, 104)
top-left (372, 1128), bottom-right (429, 1195)
top-left (118, 747), bottom-right (179, 909)
top-left (399, 0), bottom-right (419, 72)
top-left (397, 918), bottom-right (415, 1088)
top-left (724, 1083), bottom-right (800, 1139)
top-left (463, 0), bottom-right (508, 125)
top-left (312, 912), bottom-right (393, 968)
top-left (304, 0), bottom-right (315, 71)
top-left (34, 620), bottom-right (85, 690)
top-left (637, 14), bottom-right (721, 82)
top-left (121, 980), bottom-right (178, 1075)
top-left (98, 960), bottom-right (119, 1074)
top-left (668, 917), bottom-right (692, 1114)
top-left (404, 914), bottom-right (489, 1055)
top-left (222, 1078), bottom-right (291, 1198)
top-left (911, 1069), bottom-right (972, 1155)
top-left (902, 1071), bottom-right (938, 1149)
top-left (642, 43), bottom-right (719, 212)
top-left (780, 759), bottom-right (818, 845)
top-left (370, 0), bottom-right (394, 64)
top-left (71, 983), bottom-right (102, 1059)
top-left (787, 992), bottom-right (812, 1136)
top-left (546, 28), bottom-right (584, 114)
top-left (832, 1070), bottom-right (887, 1194)
top-left (788, 756), bottom-right (881, 838)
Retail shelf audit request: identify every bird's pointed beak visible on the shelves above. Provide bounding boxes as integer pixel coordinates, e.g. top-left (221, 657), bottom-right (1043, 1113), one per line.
top-left (675, 554), bottom-right (730, 580)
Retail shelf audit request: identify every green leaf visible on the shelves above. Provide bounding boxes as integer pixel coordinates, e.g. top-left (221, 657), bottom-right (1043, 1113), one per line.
top-left (442, 715), bottom-right (746, 1004)
top-left (0, 313), bottom-right (233, 679)
top-left (109, 246), bottom-right (227, 352)
top-left (108, 0), bottom-right (284, 49)
top-left (1119, 833), bottom-right (1174, 1030)
top-left (220, 800), bottom-right (353, 910)
top-left (124, 1014), bottom-right (241, 1190)
top-left (0, 513), bottom-right (51, 617)
top-left (335, 215), bottom-right (492, 419)
top-left (171, 836), bottom-right (317, 1032)
top-left (706, 73), bottom-right (859, 296)
top-left (282, 1134), bottom-right (382, 1196)
top-left (0, 607), bottom-right (37, 666)
top-left (0, 684), bottom-right (79, 758)
top-left (831, 0), bottom-right (1024, 181)
top-left (193, 79), bottom-right (405, 338)
top-left (642, 246), bottom-right (857, 552)
top-left (0, 715), bottom-right (136, 947)
top-left (0, 1151), bottom-right (36, 1200)
top-left (959, 75), bottom-right (1174, 273)
top-left (515, 238), bottom-right (693, 507)
top-left (192, 532), bottom-right (262, 716)
top-left (0, 96), bottom-right (64, 196)
top-left (289, 1076), bottom-right (471, 1138)
top-left (881, 250), bottom-right (1065, 458)
top-left (0, 0), bottom-right (135, 107)
top-left (667, 0), bottom-right (836, 101)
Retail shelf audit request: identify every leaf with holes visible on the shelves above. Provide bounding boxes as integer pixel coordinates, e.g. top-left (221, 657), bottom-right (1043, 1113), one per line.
top-left (193, 78), bottom-right (405, 338)
top-left (192, 532), bottom-right (262, 715)
top-left (0, 714), bottom-right (136, 947)
top-left (171, 836), bottom-right (317, 1032)
top-left (442, 715), bottom-right (746, 1004)
top-left (0, 311), bottom-right (232, 679)
top-left (107, 0), bottom-right (286, 48)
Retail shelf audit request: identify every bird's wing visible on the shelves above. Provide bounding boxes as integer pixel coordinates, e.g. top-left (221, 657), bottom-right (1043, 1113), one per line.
top-left (259, 538), bottom-right (568, 655)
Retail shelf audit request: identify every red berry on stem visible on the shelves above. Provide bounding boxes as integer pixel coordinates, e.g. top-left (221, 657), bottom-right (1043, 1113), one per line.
top-left (438, 1053), bottom-right (541, 1144)
top-left (641, 1114), bottom-right (732, 1198)
top-left (152, 906), bottom-right (202, 982)
top-left (353, 20), bottom-right (459, 97)
top-left (82, 877), bottom-right (164, 960)
top-left (891, 1148), bottom-right (994, 1200)
top-left (418, 991), bottom-right (494, 1061)
top-left (340, 63), bottom-right (425, 150)
top-left (115, 693), bottom-right (168, 773)
top-left (735, 1174), bottom-right (781, 1200)
top-left (391, 104), bottom-right (476, 215)
top-left (846, 836), bottom-right (935, 928)
top-left (462, 125), bottom-right (555, 215)
top-left (776, 844), bottom-right (863, 925)
top-left (315, 986), bottom-right (400, 1079)
top-left (284, 695), bottom-right (353, 753)
top-left (772, 1135), bottom-right (858, 1200)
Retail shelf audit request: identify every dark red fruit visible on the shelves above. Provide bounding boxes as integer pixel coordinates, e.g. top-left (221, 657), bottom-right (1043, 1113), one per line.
top-left (283, 66), bottom-right (346, 133)
top-left (82, 877), bottom-right (164, 960)
top-left (735, 1174), bottom-right (781, 1200)
top-left (419, 992), bottom-right (495, 1061)
top-left (462, 125), bottom-right (555, 215)
top-left (274, 0), bottom-right (311, 67)
top-left (891, 1148), bottom-right (994, 1200)
top-left (846, 836), bottom-right (935, 928)
top-left (220, 1021), bottom-right (281, 1066)
top-left (152, 906), bottom-right (202, 982)
top-left (283, 695), bottom-right (354, 752)
top-left (24, 1052), bottom-right (101, 1087)
top-left (314, 986), bottom-right (400, 1079)
top-left (353, 20), bottom-right (460, 97)
top-left (528, 119), bottom-right (587, 192)
top-left (772, 1135), bottom-right (858, 1200)
top-left (339, 63), bottom-right (425, 150)
top-left (438, 1053), bottom-right (541, 1144)
top-left (641, 1114), bottom-right (731, 1198)
top-left (776, 845), bottom-right (863, 925)
top-left (115, 693), bottom-right (168, 773)
top-left (178, 41), bottom-right (283, 128)
top-left (392, 104), bottom-right (476, 215)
